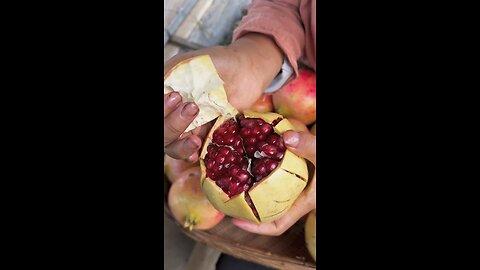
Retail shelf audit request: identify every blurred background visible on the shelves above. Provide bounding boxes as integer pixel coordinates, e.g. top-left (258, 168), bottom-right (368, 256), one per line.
top-left (164, 0), bottom-right (250, 63)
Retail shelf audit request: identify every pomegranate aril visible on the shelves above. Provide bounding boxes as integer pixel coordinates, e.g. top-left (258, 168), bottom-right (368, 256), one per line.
top-left (206, 159), bottom-right (214, 169)
top-left (207, 144), bottom-right (215, 152)
top-left (252, 127), bottom-right (261, 135)
top-left (262, 145), bottom-right (277, 157)
top-left (217, 128), bottom-right (227, 135)
top-left (224, 153), bottom-right (234, 163)
top-left (266, 134), bottom-right (279, 144)
top-left (266, 160), bottom-right (278, 171)
top-left (241, 128), bottom-right (251, 137)
top-left (219, 147), bottom-right (230, 156)
top-left (247, 137), bottom-right (256, 145)
top-left (229, 165), bottom-right (240, 176)
top-left (236, 171), bottom-right (250, 183)
top-left (261, 124), bottom-right (273, 134)
top-left (215, 155), bottom-right (225, 164)
top-left (228, 125), bottom-right (236, 133)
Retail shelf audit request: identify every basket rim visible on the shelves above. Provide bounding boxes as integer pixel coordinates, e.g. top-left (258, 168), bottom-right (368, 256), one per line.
top-left (164, 190), bottom-right (316, 269)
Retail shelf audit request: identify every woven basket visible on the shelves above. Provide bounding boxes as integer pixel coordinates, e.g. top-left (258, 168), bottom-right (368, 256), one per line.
top-left (164, 176), bottom-right (316, 270)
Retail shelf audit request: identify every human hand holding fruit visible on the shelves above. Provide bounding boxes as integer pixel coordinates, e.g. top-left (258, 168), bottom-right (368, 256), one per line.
top-left (231, 130), bottom-right (316, 236)
top-left (164, 34), bottom-right (283, 162)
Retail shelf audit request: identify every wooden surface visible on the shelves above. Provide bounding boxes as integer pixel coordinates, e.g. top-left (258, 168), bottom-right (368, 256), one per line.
top-left (164, 176), bottom-right (316, 270)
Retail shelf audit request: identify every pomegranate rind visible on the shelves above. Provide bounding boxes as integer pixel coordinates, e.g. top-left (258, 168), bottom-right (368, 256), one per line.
top-left (200, 160), bottom-right (260, 223)
top-left (305, 209), bottom-right (316, 261)
top-left (164, 55), bottom-right (238, 132)
top-left (243, 110), bottom-right (283, 124)
top-left (311, 123), bottom-right (317, 135)
top-left (248, 167), bottom-right (307, 222)
top-left (200, 113), bottom-right (310, 223)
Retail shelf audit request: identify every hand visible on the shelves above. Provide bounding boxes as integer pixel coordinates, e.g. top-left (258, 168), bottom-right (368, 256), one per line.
top-left (164, 34), bottom-right (284, 162)
top-left (232, 130), bottom-right (316, 236)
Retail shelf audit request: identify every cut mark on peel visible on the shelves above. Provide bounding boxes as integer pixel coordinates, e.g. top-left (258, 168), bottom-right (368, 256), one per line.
top-left (261, 205), bottom-right (289, 219)
top-left (244, 192), bottom-right (261, 222)
top-left (273, 199), bottom-right (291, 203)
top-left (282, 168), bottom-right (308, 182)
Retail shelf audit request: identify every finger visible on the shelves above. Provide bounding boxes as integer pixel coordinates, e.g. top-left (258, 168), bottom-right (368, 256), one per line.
top-left (232, 191), bottom-right (315, 236)
top-left (164, 102), bottom-right (199, 147)
top-left (231, 219), bottom-right (280, 236)
top-left (164, 135), bottom-right (202, 160)
top-left (186, 152), bottom-right (199, 163)
top-left (283, 131), bottom-right (316, 166)
top-left (164, 92), bottom-right (182, 117)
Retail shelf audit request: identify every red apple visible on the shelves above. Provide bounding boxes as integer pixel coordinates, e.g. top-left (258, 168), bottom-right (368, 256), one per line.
top-left (250, 95), bottom-right (273, 113)
top-left (273, 68), bottom-right (316, 125)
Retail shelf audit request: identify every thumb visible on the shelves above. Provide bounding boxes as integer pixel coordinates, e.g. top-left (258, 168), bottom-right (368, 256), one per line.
top-left (283, 130), bottom-right (316, 166)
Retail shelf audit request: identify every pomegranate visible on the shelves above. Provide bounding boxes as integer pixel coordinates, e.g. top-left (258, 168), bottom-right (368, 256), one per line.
top-left (272, 68), bottom-right (316, 125)
top-left (165, 55), bottom-right (308, 223)
top-left (305, 209), bottom-right (316, 262)
top-left (287, 118), bottom-right (309, 132)
top-left (164, 155), bottom-right (198, 183)
top-left (250, 95), bottom-right (273, 113)
top-left (311, 123), bottom-right (316, 136)
top-left (168, 166), bottom-right (225, 231)
top-left (200, 111), bottom-right (309, 223)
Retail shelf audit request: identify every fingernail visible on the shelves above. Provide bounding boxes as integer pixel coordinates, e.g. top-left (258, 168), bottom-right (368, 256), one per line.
top-left (284, 131), bottom-right (300, 147)
top-left (186, 153), bottom-right (197, 163)
top-left (186, 137), bottom-right (200, 150)
top-left (181, 103), bottom-right (199, 118)
top-left (167, 93), bottom-right (181, 107)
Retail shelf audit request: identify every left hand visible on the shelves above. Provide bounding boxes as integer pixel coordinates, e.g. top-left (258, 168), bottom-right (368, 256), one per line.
top-left (232, 130), bottom-right (317, 236)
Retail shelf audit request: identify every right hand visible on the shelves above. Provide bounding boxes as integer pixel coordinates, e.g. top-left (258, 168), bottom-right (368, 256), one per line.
top-left (164, 34), bottom-right (284, 162)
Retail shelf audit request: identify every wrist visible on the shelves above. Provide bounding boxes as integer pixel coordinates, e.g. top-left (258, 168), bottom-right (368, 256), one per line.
top-left (229, 33), bottom-right (284, 90)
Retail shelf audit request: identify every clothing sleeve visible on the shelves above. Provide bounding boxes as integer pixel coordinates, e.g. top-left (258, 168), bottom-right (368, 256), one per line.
top-left (233, 0), bottom-right (306, 78)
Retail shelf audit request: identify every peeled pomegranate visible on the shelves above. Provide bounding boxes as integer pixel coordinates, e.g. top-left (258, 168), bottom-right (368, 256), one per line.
top-left (250, 95), bottom-right (273, 113)
top-left (272, 68), bottom-right (316, 125)
top-left (200, 111), bottom-right (309, 223)
top-left (164, 155), bottom-right (198, 183)
top-left (305, 209), bottom-right (316, 262)
top-left (168, 166), bottom-right (225, 231)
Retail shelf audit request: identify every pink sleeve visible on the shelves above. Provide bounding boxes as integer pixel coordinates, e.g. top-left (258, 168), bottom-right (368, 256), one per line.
top-left (233, 0), bottom-right (305, 77)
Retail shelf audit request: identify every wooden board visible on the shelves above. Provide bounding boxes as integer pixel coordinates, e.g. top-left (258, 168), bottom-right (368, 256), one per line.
top-left (164, 176), bottom-right (317, 270)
